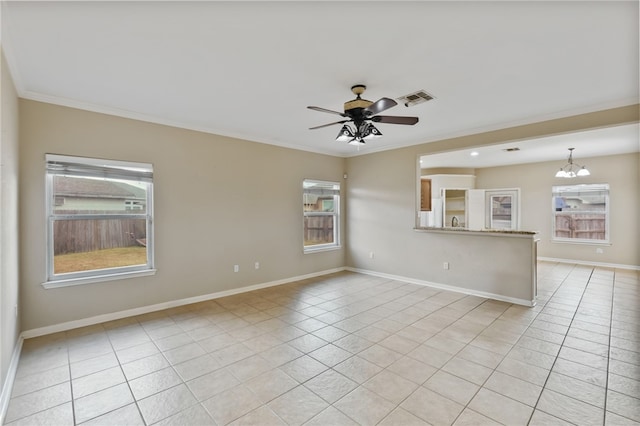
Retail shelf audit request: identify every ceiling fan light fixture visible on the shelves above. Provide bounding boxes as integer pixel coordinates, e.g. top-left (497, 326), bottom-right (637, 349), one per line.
top-left (309, 85), bottom-right (419, 147)
top-left (335, 125), bottom-right (355, 142)
top-left (361, 124), bottom-right (382, 140)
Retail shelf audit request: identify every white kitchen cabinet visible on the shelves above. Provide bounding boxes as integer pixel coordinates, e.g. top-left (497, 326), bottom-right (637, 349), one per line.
top-left (467, 189), bottom-right (486, 230)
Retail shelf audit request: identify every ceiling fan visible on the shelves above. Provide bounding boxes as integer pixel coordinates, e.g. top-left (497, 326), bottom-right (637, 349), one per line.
top-left (307, 85), bottom-right (419, 145)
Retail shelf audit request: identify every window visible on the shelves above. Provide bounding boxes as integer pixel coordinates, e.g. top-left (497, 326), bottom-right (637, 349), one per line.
top-left (303, 179), bottom-right (340, 252)
top-left (552, 184), bottom-right (609, 244)
top-left (45, 154), bottom-right (155, 287)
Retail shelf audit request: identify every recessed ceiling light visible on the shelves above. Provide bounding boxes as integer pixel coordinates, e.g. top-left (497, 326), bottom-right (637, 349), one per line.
top-left (470, 151), bottom-right (479, 156)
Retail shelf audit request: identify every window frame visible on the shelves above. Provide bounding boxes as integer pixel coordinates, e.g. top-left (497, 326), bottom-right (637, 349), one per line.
top-left (44, 154), bottom-right (156, 288)
top-left (303, 179), bottom-right (341, 253)
top-left (551, 183), bottom-right (610, 245)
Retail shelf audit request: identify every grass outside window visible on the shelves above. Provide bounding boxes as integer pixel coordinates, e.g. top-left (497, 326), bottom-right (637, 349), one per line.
top-left (53, 246), bottom-right (148, 274)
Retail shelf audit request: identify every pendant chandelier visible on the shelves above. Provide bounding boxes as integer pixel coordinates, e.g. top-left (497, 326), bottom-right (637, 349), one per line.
top-left (555, 148), bottom-right (590, 178)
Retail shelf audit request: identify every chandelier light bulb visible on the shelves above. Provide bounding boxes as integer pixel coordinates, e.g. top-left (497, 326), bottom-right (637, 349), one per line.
top-left (577, 167), bottom-right (590, 177)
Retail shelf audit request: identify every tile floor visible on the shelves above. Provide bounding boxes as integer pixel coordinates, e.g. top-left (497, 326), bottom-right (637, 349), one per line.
top-left (3, 261), bottom-right (639, 425)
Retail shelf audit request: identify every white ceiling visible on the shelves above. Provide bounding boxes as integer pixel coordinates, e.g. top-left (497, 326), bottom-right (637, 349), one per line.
top-left (420, 123), bottom-right (640, 169)
top-left (2, 1), bottom-right (638, 158)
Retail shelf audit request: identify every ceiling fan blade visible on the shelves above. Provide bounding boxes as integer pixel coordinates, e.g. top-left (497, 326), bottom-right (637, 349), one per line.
top-left (307, 106), bottom-right (348, 117)
top-left (372, 115), bottom-right (419, 125)
top-left (309, 120), bottom-right (349, 130)
top-left (363, 97), bottom-right (397, 116)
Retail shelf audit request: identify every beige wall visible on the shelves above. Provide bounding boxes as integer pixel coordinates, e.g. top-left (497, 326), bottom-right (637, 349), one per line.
top-left (0, 48), bottom-right (20, 395)
top-left (421, 167), bottom-right (475, 175)
top-left (19, 100), bottom-right (346, 331)
top-left (416, 152), bottom-right (640, 266)
top-left (14, 98), bottom-right (640, 331)
top-left (345, 106), bottom-right (639, 280)
top-left (476, 153), bottom-right (640, 266)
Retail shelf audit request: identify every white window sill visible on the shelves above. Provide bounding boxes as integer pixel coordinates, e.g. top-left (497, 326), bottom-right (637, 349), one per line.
top-left (304, 245), bottom-right (342, 254)
top-left (42, 269), bottom-right (157, 289)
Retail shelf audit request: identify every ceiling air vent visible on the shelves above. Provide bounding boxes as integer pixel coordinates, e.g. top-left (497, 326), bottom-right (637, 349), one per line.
top-left (502, 147), bottom-right (521, 152)
top-left (396, 90), bottom-right (435, 107)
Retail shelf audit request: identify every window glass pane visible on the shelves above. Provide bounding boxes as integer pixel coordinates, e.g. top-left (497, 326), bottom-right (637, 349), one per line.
top-left (552, 184), bottom-right (608, 242)
top-left (303, 194), bottom-right (335, 213)
top-left (53, 175), bottom-right (148, 215)
top-left (491, 195), bottom-right (512, 229)
top-left (53, 218), bottom-right (148, 274)
top-left (303, 179), bottom-right (340, 250)
top-left (46, 154), bottom-right (153, 182)
top-left (554, 213), bottom-right (606, 241)
top-left (321, 200), bottom-right (334, 212)
top-left (46, 154), bottom-right (154, 283)
top-left (303, 216), bottom-right (335, 246)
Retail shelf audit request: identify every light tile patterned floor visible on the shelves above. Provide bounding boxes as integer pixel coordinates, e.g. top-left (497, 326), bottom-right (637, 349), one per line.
top-left (4, 261), bottom-right (640, 425)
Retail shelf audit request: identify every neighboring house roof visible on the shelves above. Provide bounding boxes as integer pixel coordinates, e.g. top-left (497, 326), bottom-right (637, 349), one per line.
top-left (54, 176), bottom-right (145, 200)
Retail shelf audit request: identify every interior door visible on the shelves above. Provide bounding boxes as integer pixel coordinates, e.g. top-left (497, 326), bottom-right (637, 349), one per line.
top-left (485, 189), bottom-right (519, 230)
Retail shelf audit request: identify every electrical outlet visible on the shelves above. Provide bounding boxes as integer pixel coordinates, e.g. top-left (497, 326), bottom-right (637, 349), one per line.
top-left (14, 305), bottom-right (18, 318)
top-left (369, 252), bottom-right (374, 259)
top-left (443, 262), bottom-right (450, 270)
top-left (255, 262), bottom-right (260, 270)
top-left (596, 248), bottom-right (603, 254)
top-left (234, 265), bottom-right (239, 273)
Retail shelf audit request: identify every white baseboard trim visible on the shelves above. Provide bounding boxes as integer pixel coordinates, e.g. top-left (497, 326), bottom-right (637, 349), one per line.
top-left (346, 267), bottom-right (535, 307)
top-left (22, 267), bottom-right (346, 339)
top-left (0, 335), bottom-right (24, 425)
top-left (538, 257), bottom-right (640, 271)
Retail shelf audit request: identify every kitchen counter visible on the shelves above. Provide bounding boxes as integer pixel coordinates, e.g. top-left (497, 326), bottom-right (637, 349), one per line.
top-left (413, 227), bottom-right (539, 306)
top-left (415, 227), bottom-right (538, 236)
